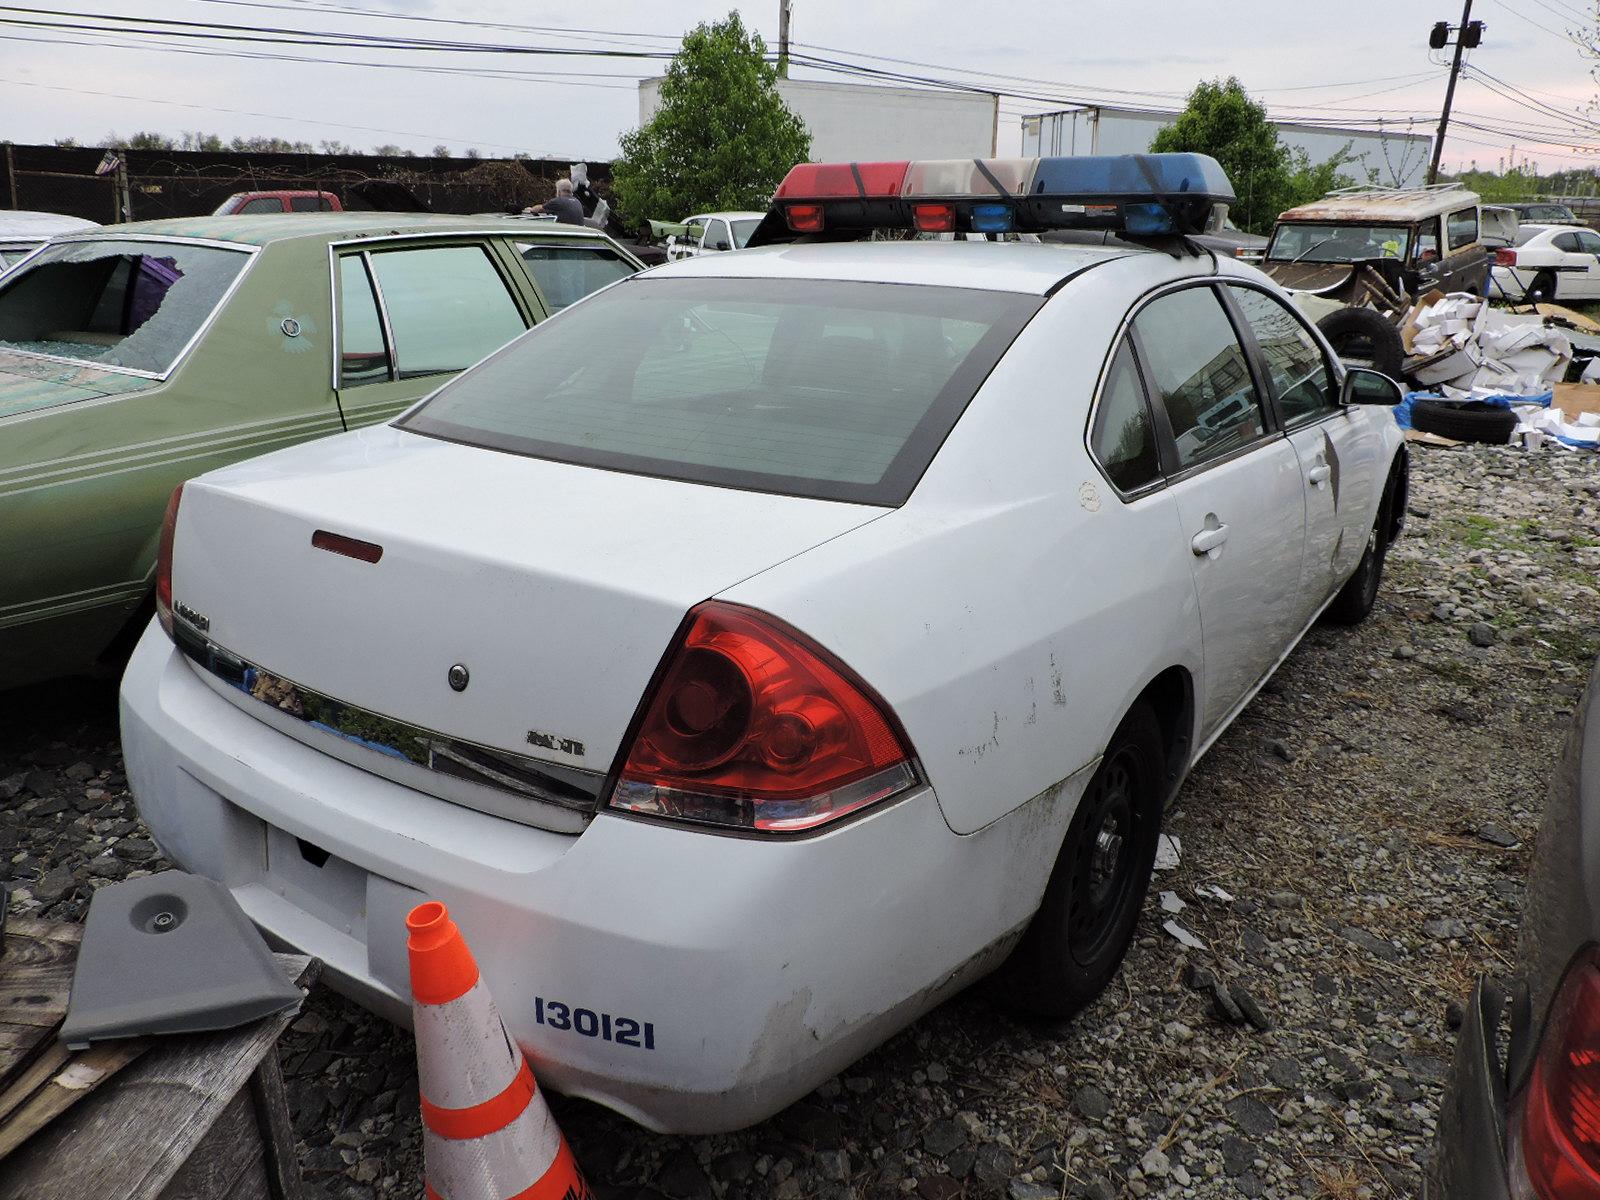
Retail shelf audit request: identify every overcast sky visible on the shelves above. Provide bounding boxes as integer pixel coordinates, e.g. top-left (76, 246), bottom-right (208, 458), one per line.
top-left (3, 0), bottom-right (1598, 175)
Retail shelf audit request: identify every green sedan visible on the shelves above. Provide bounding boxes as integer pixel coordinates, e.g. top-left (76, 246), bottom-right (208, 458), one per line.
top-left (0, 212), bottom-right (644, 689)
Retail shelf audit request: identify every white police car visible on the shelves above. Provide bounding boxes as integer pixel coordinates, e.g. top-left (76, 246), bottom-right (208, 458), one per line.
top-left (119, 154), bottom-right (1408, 1133)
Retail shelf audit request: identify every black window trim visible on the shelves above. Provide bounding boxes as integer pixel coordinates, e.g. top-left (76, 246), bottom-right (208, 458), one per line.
top-left (1218, 280), bottom-right (1345, 435)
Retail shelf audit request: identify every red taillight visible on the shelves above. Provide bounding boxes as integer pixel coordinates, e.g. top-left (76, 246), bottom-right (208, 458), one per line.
top-left (785, 204), bottom-right (824, 233)
top-left (1518, 949), bottom-right (1600, 1196)
top-left (155, 484), bottom-right (183, 637)
top-left (610, 602), bottom-right (916, 833)
top-left (1497, 248), bottom-right (1519, 267)
top-left (912, 203), bottom-right (956, 233)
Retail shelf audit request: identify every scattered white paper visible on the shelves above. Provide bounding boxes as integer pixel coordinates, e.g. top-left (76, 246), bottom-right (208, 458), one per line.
top-left (1159, 890), bottom-right (1186, 914)
top-left (1195, 883), bottom-right (1236, 903)
top-left (1162, 920), bottom-right (1207, 950)
top-left (1154, 833), bottom-right (1182, 871)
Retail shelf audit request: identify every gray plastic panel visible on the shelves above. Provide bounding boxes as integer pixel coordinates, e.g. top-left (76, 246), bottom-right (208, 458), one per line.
top-left (60, 870), bottom-right (303, 1047)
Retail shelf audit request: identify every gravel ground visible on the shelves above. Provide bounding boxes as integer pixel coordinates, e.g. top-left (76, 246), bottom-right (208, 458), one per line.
top-left (3, 441), bottom-right (1598, 1200)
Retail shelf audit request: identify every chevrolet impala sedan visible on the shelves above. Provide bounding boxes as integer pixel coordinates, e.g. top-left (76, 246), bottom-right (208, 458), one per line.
top-left (121, 165), bottom-right (1410, 1131)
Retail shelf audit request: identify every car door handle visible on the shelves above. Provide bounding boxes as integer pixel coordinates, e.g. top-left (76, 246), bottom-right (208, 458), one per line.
top-left (1191, 524), bottom-right (1229, 555)
top-left (1307, 464), bottom-right (1332, 487)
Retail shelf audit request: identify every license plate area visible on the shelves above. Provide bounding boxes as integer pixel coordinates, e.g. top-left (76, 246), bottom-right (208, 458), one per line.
top-left (263, 826), bottom-right (367, 942)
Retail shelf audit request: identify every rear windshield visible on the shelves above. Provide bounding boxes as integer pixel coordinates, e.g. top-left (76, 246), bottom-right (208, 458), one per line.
top-left (0, 239), bottom-right (249, 374)
top-left (1267, 223), bottom-right (1411, 264)
top-left (399, 276), bottom-right (1040, 505)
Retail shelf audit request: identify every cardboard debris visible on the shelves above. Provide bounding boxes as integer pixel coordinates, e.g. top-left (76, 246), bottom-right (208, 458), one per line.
top-left (1195, 883), bottom-right (1235, 902)
top-left (1404, 428), bottom-right (1465, 448)
top-left (1159, 890), bottom-right (1186, 914)
top-left (1162, 920), bottom-right (1207, 951)
top-left (1154, 834), bottom-right (1182, 871)
top-left (1514, 404), bottom-right (1600, 450)
top-left (1401, 292), bottom-right (1573, 396)
top-left (1556, 382), bottom-right (1600, 418)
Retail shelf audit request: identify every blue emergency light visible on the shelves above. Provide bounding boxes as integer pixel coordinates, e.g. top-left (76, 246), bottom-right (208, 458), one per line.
top-left (754, 153), bottom-right (1236, 244)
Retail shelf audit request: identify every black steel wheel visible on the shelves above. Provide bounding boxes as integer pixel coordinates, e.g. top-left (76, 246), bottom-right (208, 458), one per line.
top-left (993, 703), bottom-right (1165, 1019)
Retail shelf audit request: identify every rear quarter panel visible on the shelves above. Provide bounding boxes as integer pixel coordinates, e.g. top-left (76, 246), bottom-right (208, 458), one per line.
top-left (0, 237), bottom-right (343, 682)
top-left (723, 254), bottom-right (1206, 835)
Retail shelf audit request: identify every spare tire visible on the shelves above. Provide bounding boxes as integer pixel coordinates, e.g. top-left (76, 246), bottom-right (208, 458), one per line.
top-left (1317, 306), bottom-right (1405, 380)
top-left (1410, 399), bottom-right (1519, 445)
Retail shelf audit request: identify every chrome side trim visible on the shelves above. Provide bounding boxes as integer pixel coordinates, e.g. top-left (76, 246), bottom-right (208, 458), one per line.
top-left (172, 622), bottom-right (605, 827)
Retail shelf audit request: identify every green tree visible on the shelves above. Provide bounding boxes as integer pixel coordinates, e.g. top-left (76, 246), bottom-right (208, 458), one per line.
top-left (1150, 78), bottom-right (1354, 233)
top-left (613, 12), bottom-right (810, 224)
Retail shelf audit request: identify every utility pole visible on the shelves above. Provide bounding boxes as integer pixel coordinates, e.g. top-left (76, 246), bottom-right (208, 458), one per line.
top-left (777, 0), bottom-right (791, 77)
top-left (1427, 1), bottom-right (1484, 184)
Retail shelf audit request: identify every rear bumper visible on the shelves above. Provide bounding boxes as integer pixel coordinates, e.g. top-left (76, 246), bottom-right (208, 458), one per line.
top-left (1427, 978), bottom-right (1516, 1200)
top-left (119, 625), bottom-right (1084, 1133)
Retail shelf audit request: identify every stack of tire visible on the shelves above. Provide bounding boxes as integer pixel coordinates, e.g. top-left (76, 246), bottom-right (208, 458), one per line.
top-left (1315, 309), bottom-right (1519, 446)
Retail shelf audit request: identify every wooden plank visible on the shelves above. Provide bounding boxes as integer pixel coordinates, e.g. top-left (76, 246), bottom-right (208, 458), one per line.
top-left (2, 954), bottom-right (316, 1200)
top-left (0, 1037), bottom-right (150, 1160)
top-left (157, 1091), bottom-right (257, 1200)
top-left (246, 1046), bottom-right (304, 1200)
top-left (0, 1041), bottom-right (70, 1125)
top-left (224, 1158), bottom-right (273, 1200)
top-left (0, 920), bottom-right (82, 1090)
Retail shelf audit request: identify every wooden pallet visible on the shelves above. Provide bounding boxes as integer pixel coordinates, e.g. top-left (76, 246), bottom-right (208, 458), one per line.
top-left (0, 916), bottom-right (318, 1200)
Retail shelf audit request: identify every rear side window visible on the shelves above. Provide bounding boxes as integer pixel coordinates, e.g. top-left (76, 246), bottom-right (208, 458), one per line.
top-left (236, 197), bottom-right (282, 214)
top-left (1228, 286), bottom-right (1336, 426)
top-left (1579, 231), bottom-right (1600, 256)
top-left (1090, 341), bottom-right (1159, 492)
top-left (400, 277), bottom-right (1041, 505)
top-left (338, 256), bottom-right (391, 386)
top-left (1133, 287), bottom-right (1265, 471)
top-left (367, 245), bottom-right (527, 380)
top-left (518, 244), bottom-right (636, 311)
top-left (1554, 232), bottom-right (1582, 253)
top-left (0, 239), bottom-right (248, 374)
top-left (1447, 207), bottom-right (1479, 249)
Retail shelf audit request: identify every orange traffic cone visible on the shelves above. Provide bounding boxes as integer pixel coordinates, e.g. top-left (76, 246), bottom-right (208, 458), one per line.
top-left (407, 901), bottom-right (591, 1200)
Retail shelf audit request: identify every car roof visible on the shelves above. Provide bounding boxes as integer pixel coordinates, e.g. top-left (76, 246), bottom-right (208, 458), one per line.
top-left (1277, 187), bottom-right (1481, 224)
top-left (639, 240), bottom-right (1144, 295)
top-left (45, 212), bottom-right (619, 248)
top-left (0, 211), bottom-right (100, 237)
top-left (686, 211), bottom-right (767, 223)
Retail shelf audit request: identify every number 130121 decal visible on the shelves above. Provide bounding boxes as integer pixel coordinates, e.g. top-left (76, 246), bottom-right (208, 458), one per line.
top-left (534, 997), bottom-right (655, 1049)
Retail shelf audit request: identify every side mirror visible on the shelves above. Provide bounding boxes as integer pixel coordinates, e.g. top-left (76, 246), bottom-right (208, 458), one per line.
top-left (712, 239), bottom-right (732, 251)
top-left (1341, 368), bottom-right (1403, 407)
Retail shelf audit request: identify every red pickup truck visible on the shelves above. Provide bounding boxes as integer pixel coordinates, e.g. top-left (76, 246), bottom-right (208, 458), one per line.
top-left (212, 190), bottom-right (342, 215)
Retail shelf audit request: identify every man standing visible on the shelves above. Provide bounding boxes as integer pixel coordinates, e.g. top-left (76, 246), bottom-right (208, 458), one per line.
top-left (537, 178), bottom-right (585, 225)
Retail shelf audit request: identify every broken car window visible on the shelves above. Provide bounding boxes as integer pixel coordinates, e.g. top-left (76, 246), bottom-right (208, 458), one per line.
top-left (1134, 286), bottom-right (1266, 471)
top-left (0, 239), bottom-right (249, 374)
top-left (1228, 287), bottom-right (1336, 426)
top-left (1090, 340), bottom-right (1160, 492)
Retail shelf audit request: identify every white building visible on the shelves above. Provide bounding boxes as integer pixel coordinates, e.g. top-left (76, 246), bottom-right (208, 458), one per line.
top-left (637, 78), bottom-right (998, 162)
top-left (1020, 105), bottom-right (1433, 189)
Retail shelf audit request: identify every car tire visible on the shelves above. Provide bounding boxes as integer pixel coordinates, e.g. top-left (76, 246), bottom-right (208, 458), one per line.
top-left (1324, 454), bottom-right (1404, 626)
top-left (1411, 399), bottom-right (1519, 445)
top-left (1529, 270), bottom-right (1558, 304)
top-left (993, 702), bottom-right (1165, 1019)
top-left (1316, 307), bottom-right (1405, 380)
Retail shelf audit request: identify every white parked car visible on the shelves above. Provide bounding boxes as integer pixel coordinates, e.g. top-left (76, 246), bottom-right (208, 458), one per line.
top-left (1491, 222), bottom-right (1600, 302)
top-left (0, 210), bottom-right (99, 272)
top-left (664, 210), bottom-right (764, 261)
top-left (120, 155), bottom-right (1409, 1134)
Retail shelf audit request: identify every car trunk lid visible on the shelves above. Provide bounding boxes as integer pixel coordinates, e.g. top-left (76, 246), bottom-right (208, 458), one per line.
top-left (170, 424), bottom-right (886, 828)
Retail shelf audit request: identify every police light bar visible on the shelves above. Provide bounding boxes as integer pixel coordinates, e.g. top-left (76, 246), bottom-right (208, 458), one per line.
top-left (760, 153), bottom-right (1235, 241)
